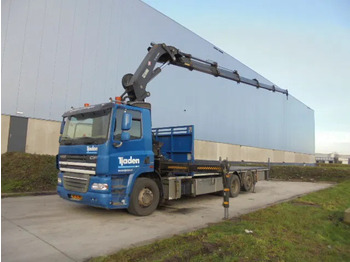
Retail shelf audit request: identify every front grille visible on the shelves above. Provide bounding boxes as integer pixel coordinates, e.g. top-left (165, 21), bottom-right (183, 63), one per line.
top-left (63, 173), bottom-right (90, 193)
top-left (59, 154), bottom-right (97, 175)
top-left (60, 154), bottom-right (97, 163)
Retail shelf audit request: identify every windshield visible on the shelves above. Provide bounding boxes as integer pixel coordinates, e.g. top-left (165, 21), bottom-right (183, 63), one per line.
top-left (60, 109), bottom-right (111, 145)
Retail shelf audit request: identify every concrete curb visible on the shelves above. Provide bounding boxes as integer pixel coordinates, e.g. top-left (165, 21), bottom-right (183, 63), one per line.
top-left (1, 191), bottom-right (57, 198)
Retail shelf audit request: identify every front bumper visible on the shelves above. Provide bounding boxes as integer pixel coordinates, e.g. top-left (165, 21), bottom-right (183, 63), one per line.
top-left (57, 185), bottom-right (128, 209)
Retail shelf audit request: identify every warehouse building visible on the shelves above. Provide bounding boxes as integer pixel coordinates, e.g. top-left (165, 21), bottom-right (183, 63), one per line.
top-left (315, 153), bottom-right (350, 165)
top-left (1, 0), bottom-right (315, 163)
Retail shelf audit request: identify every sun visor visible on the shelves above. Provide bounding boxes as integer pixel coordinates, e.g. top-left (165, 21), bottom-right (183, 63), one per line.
top-left (62, 102), bottom-right (114, 117)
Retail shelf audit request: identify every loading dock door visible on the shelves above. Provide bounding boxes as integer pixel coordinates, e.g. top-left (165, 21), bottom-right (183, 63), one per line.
top-left (8, 116), bottom-right (28, 152)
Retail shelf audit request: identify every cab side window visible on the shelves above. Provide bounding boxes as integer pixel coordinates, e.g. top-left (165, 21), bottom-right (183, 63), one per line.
top-left (114, 109), bottom-right (142, 140)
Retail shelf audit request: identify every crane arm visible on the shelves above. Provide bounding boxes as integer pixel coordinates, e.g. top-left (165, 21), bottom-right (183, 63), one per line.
top-left (121, 43), bottom-right (288, 102)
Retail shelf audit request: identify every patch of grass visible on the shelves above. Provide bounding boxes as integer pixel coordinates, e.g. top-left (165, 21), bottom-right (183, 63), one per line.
top-left (1, 152), bottom-right (58, 193)
top-left (91, 181), bottom-right (350, 262)
top-left (270, 165), bottom-right (350, 183)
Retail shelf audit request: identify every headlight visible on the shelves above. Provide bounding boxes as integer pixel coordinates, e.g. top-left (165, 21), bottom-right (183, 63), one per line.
top-left (91, 183), bottom-right (109, 191)
top-left (58, 177), bottom-right (62, 184)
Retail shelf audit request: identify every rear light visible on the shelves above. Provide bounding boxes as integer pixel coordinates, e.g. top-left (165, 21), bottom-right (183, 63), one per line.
top-left (84, 103), bottom-right (90, 107)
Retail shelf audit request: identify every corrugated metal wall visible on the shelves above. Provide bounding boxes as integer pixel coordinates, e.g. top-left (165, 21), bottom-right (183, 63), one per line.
top-left (1, 0), bottom-right (315, 154)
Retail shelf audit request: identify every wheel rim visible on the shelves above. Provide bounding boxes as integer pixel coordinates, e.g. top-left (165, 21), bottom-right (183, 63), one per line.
top-left (245, 173), bottom-right (253, 189)
top-left (138, 188), bottom-right (154, 207)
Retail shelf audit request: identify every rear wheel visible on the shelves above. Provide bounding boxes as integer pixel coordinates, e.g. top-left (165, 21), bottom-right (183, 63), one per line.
top-left (229, 175), bottom-right (240, 197)
top-left (242, 171), bottom-right (254, 192)
top-left (128, 177), bottom-right (160, 216)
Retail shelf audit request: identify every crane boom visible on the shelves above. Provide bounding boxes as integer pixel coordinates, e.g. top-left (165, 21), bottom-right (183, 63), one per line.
top-left (121, 43), bottom-right (288, 102)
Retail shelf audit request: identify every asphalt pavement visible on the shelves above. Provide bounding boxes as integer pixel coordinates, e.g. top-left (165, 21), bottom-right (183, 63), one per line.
top-left (2, 181), bottom-right (332, 262)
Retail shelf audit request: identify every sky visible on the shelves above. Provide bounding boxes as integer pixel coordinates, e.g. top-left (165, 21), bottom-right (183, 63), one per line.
top-left (142, 0), bottom-right (350, 154)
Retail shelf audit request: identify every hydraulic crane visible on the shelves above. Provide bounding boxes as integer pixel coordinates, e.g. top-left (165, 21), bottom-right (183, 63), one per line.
top-left (120, 43), bottom-right (288, 103)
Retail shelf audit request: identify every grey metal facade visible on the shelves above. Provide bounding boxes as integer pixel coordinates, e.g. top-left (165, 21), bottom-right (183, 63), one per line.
top-left (1, 0), bottom-right (315, 154)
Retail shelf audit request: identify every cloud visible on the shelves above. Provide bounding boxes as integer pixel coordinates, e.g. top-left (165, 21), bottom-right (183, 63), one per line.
top-left (316, 131), bottom-right (350, 154)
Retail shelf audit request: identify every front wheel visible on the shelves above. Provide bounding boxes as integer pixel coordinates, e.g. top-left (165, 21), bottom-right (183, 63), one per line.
top-left (128, 177), bottom-right (160, 216)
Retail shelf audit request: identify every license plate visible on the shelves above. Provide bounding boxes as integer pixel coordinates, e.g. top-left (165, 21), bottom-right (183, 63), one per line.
top-left (71, 194), bottom-right (83, 201)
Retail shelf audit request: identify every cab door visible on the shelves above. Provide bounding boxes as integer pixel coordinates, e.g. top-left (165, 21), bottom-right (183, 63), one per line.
top-left (109, 107), bottom-right (150, 175)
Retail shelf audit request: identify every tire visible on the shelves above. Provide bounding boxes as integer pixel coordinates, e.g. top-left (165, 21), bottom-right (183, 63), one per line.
top-left (242, 171), bottom-right (254, 192)
top-left (229, 175), bottom-right (240, 197)
top-left (127, 177), bottom-right (160, 216)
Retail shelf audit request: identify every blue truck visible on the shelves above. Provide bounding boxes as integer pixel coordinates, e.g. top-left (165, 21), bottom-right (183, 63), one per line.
top-left (57, 43), bottom-right (287, 216)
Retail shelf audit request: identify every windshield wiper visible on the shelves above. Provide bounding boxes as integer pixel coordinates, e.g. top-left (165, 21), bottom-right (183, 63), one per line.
top-left (60, 136), bottom-right (106, 145)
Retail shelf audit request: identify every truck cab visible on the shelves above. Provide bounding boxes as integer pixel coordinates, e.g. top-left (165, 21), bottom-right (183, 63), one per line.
top-left (57, 102), bottom-right (157, 215)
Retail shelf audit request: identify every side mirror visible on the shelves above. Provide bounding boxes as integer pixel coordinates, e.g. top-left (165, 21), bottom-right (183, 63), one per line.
top-left (59, 118), bottom-right (66, 143)
top-left (122, 112), bottom-right (132, 131)
top-left (60, 118), bottom-right (66, 134)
